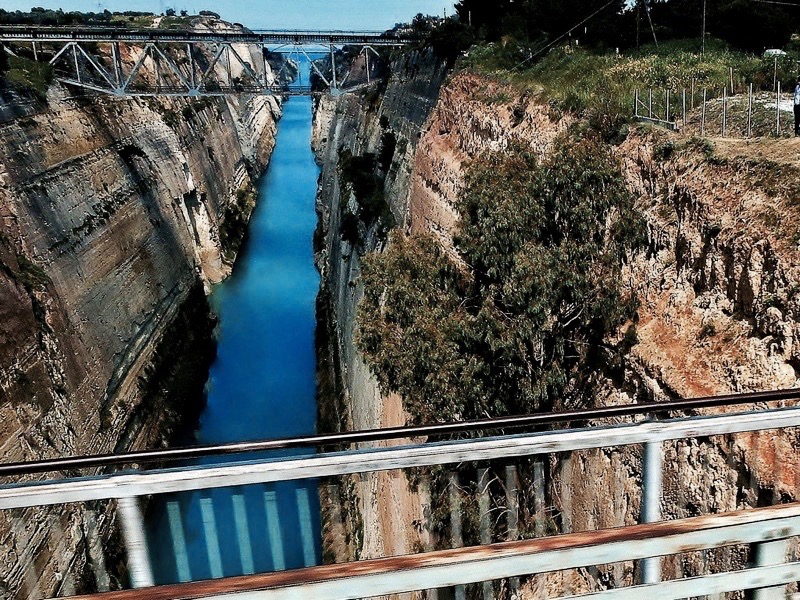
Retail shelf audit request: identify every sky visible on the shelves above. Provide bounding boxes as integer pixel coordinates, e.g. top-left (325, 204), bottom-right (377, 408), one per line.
top-left (1, 0), bottom-right (457, 30)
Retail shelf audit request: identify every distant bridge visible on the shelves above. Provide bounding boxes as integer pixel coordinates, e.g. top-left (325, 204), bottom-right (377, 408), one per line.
top-left (0, 26), bottom-right (410, 97)
top-left (0, 389), bottom-right (799, 599)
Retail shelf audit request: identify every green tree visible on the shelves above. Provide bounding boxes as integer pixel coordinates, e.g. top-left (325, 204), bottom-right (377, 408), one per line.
top-left (358, 133), bottom-right (645, 423)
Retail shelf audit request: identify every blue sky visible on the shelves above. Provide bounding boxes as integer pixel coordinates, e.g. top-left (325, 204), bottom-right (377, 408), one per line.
top-left (2, 1), bottom-right (456, 30)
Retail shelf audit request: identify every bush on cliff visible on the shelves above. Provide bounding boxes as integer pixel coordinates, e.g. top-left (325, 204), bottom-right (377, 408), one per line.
top-left (357, 134), bottom-right (645, 422)
top-left (1, 55), bottom-right (53, 101)
top-left (338, 149), bottom-right (395, 241)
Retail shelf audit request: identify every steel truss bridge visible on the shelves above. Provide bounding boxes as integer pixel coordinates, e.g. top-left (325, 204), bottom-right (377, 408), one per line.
top-left (0, 27), bottom-right (411, 97)
top-left (1, 389), bottom-right (800, 598)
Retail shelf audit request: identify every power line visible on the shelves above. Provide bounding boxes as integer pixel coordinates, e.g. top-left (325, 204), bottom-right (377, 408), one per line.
top-left (749, 0), bottom-right (800, 7)
top-left (512, 0), bottom-right (619, 71)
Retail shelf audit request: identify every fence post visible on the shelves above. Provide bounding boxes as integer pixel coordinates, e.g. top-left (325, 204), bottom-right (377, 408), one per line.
top-left (666, 89), bottom-right (670, 123)
top-left (777, 80), bottom-right (781, 136)
top-left (691, 77), bottom-right (695, 109)
top-left (747, 83), bottom-right (753, 138)
top-left (774, 56), bottom-right (778, 91)
top-left (701, 88), bottom-right (707, 136)
top-left (118, 496), bottom-right (155, 588)
top-left (682, 88), bottom-right (687, 130)
top-left (730, 66), bottom-right (734, 93)
top-left (641, 440), bottom-right (663, 584)
top-left (648, 88), bottom-right (653, 119)
top-left (634, 88), bottom-right (639, 118)
top-left (722, 87), bottom-right (727, 137)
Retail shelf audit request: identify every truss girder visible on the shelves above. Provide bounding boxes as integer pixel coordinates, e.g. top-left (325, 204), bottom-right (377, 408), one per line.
top-left (29, 37), bottom-right (382, 97)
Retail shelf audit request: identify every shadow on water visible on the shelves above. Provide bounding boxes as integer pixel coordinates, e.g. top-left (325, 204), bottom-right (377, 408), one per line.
top-left (144, 93), bottom-right (322, 584)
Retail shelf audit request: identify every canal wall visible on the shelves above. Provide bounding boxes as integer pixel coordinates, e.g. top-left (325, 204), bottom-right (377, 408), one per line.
top-left (315, 64), bottom-right (800, 593)
top-left (0, 80), bottom-right (280, 596)
top-left (313, 48), bottom-right (448, 565)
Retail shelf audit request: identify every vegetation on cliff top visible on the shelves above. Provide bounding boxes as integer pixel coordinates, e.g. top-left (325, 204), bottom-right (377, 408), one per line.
top-left (413, 0), bottom-right (800, 120)
top-left (357, 132), bottom-right (645, 422)
top-left (463, 38), bottom-right (800, 118)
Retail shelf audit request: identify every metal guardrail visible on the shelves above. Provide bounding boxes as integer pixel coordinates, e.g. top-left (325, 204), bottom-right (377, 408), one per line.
top-left (1, 388), bottom-right (794, 477)
top-left (1, 393), bottom-right (800, 598)
top-left (65, 502), bottom-right (800, 600)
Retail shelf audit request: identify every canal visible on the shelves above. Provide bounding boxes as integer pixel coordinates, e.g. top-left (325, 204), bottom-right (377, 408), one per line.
top-left (145, 94), bottom-right (322, 583)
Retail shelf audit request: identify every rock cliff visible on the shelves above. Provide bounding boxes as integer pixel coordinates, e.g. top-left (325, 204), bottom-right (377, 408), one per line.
top-left (0, 71), bottom-right (279, 596)
top-left (316, 62), bottom-right (800, 594)
top-left (313, 49), bottom-right (447, 566)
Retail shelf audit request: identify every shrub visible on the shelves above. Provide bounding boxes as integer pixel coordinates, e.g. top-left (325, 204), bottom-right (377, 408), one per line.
top-left (3, 55), bottom-right (53, 100)
top-left (358, 133), bottom-right (645, 422)
top-left (379, 131), bottom-right (397, 171)
top-left (338, 149), bottom-right (393, 231)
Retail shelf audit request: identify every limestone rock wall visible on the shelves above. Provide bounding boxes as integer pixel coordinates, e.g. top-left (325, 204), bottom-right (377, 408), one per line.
top-left (317, 63), bottom-right (800, 595)
top-left (0, 79), bottom-right (279, 597)
top-left (313, 49), bottom-right (447, 567)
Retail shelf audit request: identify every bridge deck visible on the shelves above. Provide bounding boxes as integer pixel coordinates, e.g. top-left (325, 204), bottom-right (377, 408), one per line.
top-left (0, 26), bottom-right (412, 45)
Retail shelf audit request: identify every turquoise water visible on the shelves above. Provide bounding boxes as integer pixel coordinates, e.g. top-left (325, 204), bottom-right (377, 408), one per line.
top-left (145, 95), bottom-right (322, 583)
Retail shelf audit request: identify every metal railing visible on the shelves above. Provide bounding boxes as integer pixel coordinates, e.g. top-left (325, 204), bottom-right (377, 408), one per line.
top-left (1, 389), bottom-right (800, 598)
top-left (0, 27), bottom-right (412, 46)
top-left (68, 503), bottom-right (800, 600)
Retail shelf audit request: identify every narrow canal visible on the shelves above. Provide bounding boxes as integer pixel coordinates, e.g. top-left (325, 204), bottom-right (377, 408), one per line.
top-left (145, 94), bottom-right (322, 583)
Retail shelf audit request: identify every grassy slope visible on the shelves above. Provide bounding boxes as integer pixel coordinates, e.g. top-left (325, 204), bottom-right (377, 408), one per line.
top-left (461, 38), bottom-right (800, 115)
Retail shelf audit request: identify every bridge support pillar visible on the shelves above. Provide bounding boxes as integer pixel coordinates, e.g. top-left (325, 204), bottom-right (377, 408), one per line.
top-left (118, 496), bottom-right (155, 588)
top-left (330, 43), bottom-right (337, 91)
top-left (641, 440), bottom-right (663, 584)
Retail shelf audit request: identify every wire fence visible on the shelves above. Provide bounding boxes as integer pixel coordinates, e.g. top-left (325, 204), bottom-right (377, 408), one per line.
top-left (634, 80), bottom-right (798, 138)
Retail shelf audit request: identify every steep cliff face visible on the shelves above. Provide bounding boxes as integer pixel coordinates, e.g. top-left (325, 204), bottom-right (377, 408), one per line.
top-left (317, 63), bottom-right (800, 594)
top-left (401, 72), bottom-right (800, 592)
top-left (0, 78), bottom-right (279, 596)
top-left (313, 49), bottom-right (447, 565)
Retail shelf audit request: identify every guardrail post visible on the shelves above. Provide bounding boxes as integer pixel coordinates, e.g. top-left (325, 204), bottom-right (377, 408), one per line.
top-left (641, 440), bottom-right (663, 584)
top-left (118, 496), bottom-right (154, 588)
top-left (505, 464), bottom-right (520, 595)
top-left (478, 467), bottom-right (492, 600)
top-left (449, 472), bottom-right (466, 600)
top-left (754, 538), bottom-right (789, 600)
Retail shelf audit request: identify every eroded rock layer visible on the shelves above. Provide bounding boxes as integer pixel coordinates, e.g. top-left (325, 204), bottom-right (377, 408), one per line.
top-left (0, 83), bottom-right (279, 597)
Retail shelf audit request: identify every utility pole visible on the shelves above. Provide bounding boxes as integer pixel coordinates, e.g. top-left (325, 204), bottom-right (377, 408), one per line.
top-left (701, 0), bottom-right (707, 56)
top-left (643, 0), bottom-right (659, 48)
top-left (636, 0), bottom-right (641, 51)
